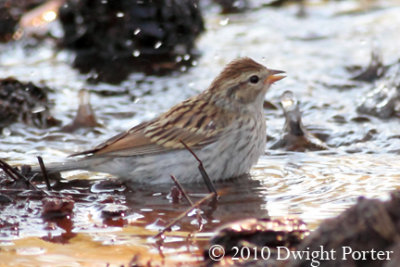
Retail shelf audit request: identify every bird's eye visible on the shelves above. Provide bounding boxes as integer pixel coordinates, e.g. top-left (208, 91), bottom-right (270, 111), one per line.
top-left (249, 75), bottom-right (259, 84)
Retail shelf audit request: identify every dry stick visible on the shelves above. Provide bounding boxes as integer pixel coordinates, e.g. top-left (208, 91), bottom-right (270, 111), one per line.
top-left (37, 156), bottom-right (52, 191)
top-left (0, 159), bottom-right (50, 195)
top-left (170, 174), bottom-right (204, 227)
top-left (0, 160), bottom-right (19, 182)
top-left (170, 175), bottom-right (194, 206)
top-left (179, 140), bottom-right (218, 196)
top-left (155, 192), bottom-right (216, 238)
top-left (0, 159), bottom-right (37, 189)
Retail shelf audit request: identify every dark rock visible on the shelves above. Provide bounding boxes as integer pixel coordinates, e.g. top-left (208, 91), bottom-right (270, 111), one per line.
top-left (101, 203), bottom-right (128, 218)
top-left (0, 77), bottom-right (60, 129)
top-left (351, 50), bottom-right (387, 82)
top-left (290, 193), bottom-right (400, 267)
top-left (357, 62), bottom-right (400, 119)
top-left (350, 116), bottom-right (371, 123)
top-left (59, 0), bottom-right (204, 83)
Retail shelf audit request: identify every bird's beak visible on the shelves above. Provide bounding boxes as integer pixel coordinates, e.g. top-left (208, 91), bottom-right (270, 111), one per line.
top-left (265, 69), bottom-right (286, 84)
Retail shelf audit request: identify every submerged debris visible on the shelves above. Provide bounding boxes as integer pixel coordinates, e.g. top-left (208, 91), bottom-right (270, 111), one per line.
top-left (42, 196), bottom-right (75, 219)
top-left (156, 192), bottom-right (216, 238)
top-left (59, 0), bottom-right (204, 83)
top-left (0, 77), bottom-right (60, 130)
top-left (0, 160), bottom-right (129, 243)
top-left (169, 186), bottom-right (183, 203)
top-left (271, 91), bottom-right (328, 151)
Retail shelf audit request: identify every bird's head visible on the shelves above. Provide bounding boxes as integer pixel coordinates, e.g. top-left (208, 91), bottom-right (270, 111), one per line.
top-left (208, 57), bottom-right (285, 110)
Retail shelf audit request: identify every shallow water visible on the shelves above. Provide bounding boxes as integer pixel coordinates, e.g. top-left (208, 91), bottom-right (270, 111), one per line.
top-left (1, 0), bottom-right (400, 266)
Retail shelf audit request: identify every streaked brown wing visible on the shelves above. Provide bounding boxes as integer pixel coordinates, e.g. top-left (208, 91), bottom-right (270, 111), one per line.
top-left (70, 121), bottom-right (156, 157)
top-left (72, 99), bottom-right (228, 157)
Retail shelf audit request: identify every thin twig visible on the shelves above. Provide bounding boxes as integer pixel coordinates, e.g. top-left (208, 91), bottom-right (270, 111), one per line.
top-left (5, 162), bottom-right (32, 182)
top-left (170, 174), bottom-right (204, 227)
top-left (179, 140), bottom-right (218, 196)
top-left (0, 160), bottom-right (19, 182)
top-left (155, 192), bottom-right (216, 238)
top-left (155, 237), bottom-right (166, 260)
top-left (0, 159), bottom-right (50, 195)
top-left (37, 156), bottom-right (52, 191)
top-left (0, 159), bottom-right (37, 189)
top-left (170, 175), bottom-right (194, 206)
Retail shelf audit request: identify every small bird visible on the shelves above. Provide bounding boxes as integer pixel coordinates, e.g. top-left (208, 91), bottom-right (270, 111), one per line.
top-left (40, 58), bottom-right (285, 183)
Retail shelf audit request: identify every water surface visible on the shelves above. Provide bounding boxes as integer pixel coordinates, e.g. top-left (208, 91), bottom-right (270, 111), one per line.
top-left (1, 1), bottom-right (400, 265)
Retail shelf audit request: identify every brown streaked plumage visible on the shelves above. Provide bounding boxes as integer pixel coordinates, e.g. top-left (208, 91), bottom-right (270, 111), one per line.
top-left (40, 57), bottom-right (286, 183)
top-left (208, 58), bottom-right (267, 92)
top-left (74, 98), bottom-right (233, 156)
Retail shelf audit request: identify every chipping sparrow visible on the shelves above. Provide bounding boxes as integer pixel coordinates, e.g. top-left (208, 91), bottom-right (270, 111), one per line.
top-left (40, 58), bottom-right (285, 183)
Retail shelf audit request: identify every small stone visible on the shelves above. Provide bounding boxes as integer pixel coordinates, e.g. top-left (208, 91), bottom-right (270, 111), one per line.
top-left (101, 204), bottom-right (128, 218)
